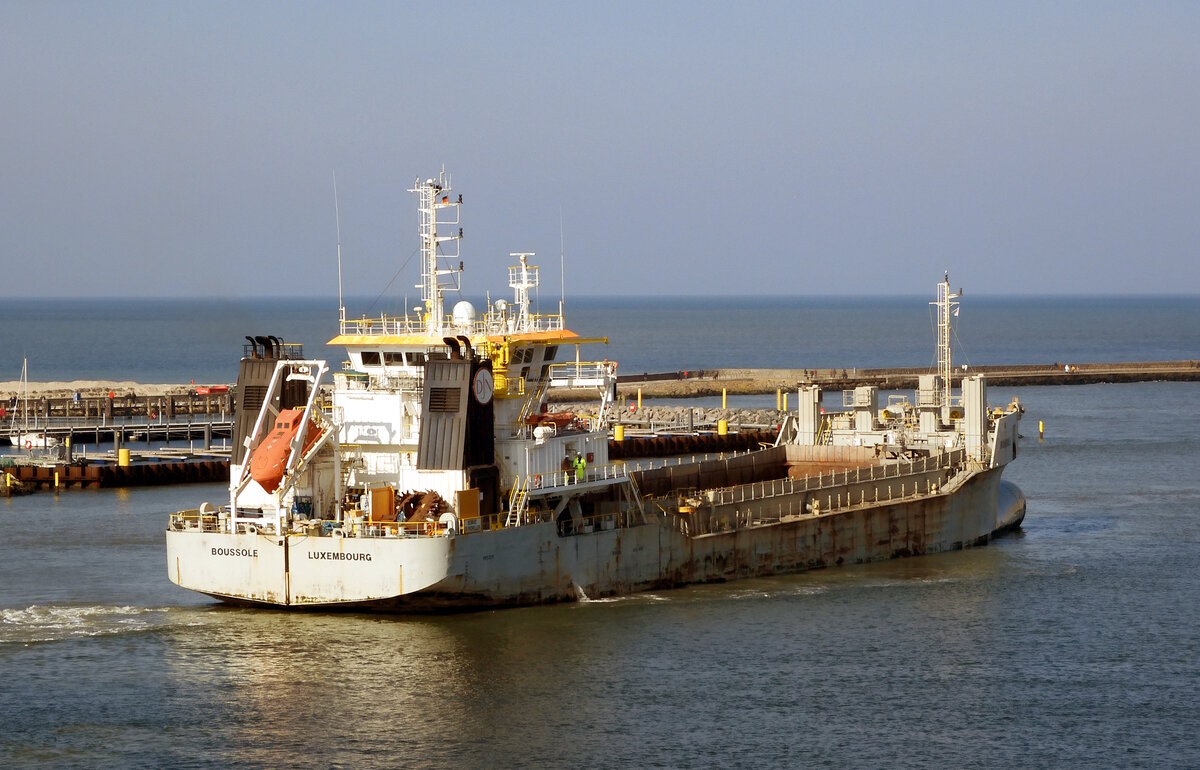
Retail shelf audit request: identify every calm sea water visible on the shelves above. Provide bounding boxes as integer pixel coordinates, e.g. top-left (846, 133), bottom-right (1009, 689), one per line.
top-left (2, 297), bottom-right (1199, 768)
top-left (2, 295), bottom-right (1198, 383)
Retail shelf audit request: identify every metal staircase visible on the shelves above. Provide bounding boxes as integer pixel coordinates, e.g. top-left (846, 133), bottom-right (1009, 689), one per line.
top-left (506, 475), bottom-right (530, 527)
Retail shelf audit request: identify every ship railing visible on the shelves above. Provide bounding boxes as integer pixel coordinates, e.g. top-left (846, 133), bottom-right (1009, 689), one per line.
top-left (168, 507), bottom-right (224, 533)
top-left (699, 448), bottom-right (968, 510)
top-left (677, 451), bottom-right (972, 536)
top-left (339, 311), bottom-right (566, 338)
top-left (548, 362), bottom-right (612, 389)
top-left (355, 512), bottom-right (512, 538)
top-left (168, 508), bottom-right (503, 539)
top-left (617, 448), bottom-right (757, 475)
top-left (339, 315), bottom-right (427, 336)
top-left (241, 342), bottom-right (305, 359)
top-left (482, 311), bottom-right (566, 335)
top-left (526, 461), bottom-right (633, 492)
top-left (558, 510), bottom-right (622, 536)
top-left (362, 519), bottom-right (445, 538)
top-left (458, 513), bottom-right (505, 534)
top-left (515, 416), bottom-right (603, 440)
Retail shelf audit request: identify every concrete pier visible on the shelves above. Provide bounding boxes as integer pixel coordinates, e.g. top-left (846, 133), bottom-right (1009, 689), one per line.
top-left (591, 359), bottom-right (1200, 400)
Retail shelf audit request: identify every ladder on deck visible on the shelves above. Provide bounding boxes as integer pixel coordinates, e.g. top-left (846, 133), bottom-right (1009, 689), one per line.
top-left (506, 475), bottom-right (530, 527)
top-left (816, 416), bottom-right (834, 445)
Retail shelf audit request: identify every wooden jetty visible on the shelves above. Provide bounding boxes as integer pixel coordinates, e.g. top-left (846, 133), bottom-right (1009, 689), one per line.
top-left (1, 387), bottom-right (233, 448)
top-left (1, 387), bottom-right (231, 421)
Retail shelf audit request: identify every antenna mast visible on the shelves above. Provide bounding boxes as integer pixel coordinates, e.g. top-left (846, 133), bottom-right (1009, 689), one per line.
top-left (411, 169), bottom-right (462, 336)
top-left (559, 207), bottom-right (565, 319)
top-left (509, 252), bottom-right (538, 332)
top-left (333, 172), bottom-right (345, 326)
top-left (931, 272), bottom-right (960, 408)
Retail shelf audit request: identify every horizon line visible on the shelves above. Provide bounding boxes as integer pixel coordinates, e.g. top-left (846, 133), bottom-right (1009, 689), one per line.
top-left (3, 291), bottom-right (1200, 302)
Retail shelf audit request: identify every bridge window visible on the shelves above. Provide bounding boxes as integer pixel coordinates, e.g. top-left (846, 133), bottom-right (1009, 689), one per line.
top-left (361, 351), bottom-right (381, 366)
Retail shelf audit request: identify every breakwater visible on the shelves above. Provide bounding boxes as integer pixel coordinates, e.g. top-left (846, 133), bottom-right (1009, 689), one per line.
top-left (599, 359), bottom-right (1200, 399)
top-left (1, 451), bottom-right (229, 491)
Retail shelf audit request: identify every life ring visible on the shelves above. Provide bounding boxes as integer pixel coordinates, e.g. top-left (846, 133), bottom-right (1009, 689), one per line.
top-left (24, 440), bottom-right (32, 450)
top-left (533, 473), bottom-right (542, 488)
top-left (424, 521), bottom-right (435, 537)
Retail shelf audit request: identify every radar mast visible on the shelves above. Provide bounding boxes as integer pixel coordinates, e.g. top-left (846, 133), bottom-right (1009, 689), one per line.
top-left (411, 170), bottom-right (463, 335)
top-left (932, 272), bottom-right (961, 408)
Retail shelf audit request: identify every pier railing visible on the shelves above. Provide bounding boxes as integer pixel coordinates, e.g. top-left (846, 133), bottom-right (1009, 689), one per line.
top-left (12, 412), bottom-right (234, 448)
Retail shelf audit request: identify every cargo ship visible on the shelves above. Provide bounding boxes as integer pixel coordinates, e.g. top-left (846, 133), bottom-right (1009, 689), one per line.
top-left (166, 170), bottom-right (1025, 610)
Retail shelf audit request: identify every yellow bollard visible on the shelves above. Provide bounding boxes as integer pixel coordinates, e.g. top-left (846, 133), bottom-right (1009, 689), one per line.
top-left (783, 393), bottom-right (789, 412)
top-left (1038, 420), bottom-right (1044, 440)
top-left (55, 470), bottom-right (60, 489)
top-left (637, 388), bottom-right (642, 411)
top-left (614, 424), bottom-right (625, 442)
top-left (722, 388), bottom-right (727, 409)
top-left (776, 389), bottom-right (781, 411)
top-left (118, 448), bottom-right (131, 467)
top-left (718, 419), bottom-right (728, 436)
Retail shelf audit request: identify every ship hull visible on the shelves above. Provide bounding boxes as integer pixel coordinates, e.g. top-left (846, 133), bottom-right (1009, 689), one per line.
top-left (167, 467), bottom-right (1024, 611)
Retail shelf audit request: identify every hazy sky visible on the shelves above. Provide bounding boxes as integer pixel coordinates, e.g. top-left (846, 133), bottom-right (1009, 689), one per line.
top-left (2, 1), bottom-right (1198, 299)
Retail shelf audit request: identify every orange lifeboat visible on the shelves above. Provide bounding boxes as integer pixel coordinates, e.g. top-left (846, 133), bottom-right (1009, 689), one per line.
top-left (250, 408), bottom-right (321, 493)
top-left (525, 411), bottom-right (576, 429)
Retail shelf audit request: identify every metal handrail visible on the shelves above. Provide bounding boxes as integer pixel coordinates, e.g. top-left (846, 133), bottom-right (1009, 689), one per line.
top-left (339, 310), bottom-right (567, 338)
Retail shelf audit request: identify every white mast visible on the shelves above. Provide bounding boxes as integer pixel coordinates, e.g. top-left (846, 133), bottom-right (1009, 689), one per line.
top-left (559, 207), bottom-right (565, 319)
top-left (334, 172), bottom-right (345, 326)
top-left (509, 252), bottom-right (538, 332)
top-left (411, 170), bottom-right (462, 336)
top-left (931, 272), bottom-right (961, 408)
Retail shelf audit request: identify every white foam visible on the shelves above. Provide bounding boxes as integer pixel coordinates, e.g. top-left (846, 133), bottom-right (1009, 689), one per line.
top-left (0, 604), bottom-right (169, 645)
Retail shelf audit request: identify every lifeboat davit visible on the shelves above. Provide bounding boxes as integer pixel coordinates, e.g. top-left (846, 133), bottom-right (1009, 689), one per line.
top-left (250, 408), bottom-right (321, 493)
